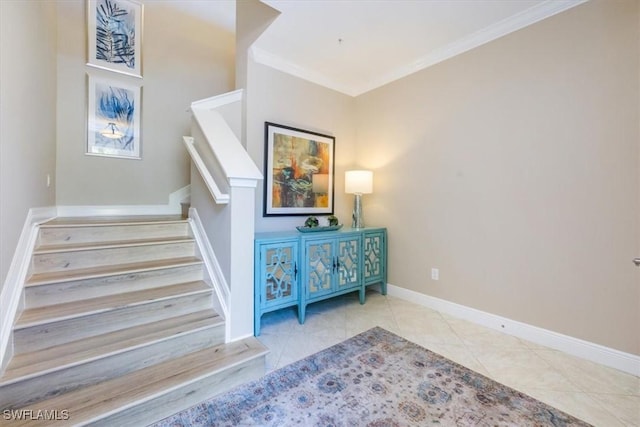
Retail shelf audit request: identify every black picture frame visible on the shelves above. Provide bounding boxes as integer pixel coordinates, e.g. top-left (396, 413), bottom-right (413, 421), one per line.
top-left (263, 122), bottom-right (335, 216)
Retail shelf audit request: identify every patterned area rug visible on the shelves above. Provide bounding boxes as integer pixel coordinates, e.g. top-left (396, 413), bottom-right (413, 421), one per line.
top-left (153, 327), bottom-right (591, 426)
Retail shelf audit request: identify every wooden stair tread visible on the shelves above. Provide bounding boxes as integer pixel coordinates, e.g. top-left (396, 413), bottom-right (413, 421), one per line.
top-left (1, 215), bottom-right (265, 425)
top-left (16, 281), bottom-right (211, 329)
top-left (26, 257), bottom-right (203, 287)
top-left (2, 310), bottom-right (223, 384)
top-left (34, 236), bottom-right (194, 254)
top-left (12, 338), bottom-right (269, 426)
top-left (41, 216), bottom-right (187, 227)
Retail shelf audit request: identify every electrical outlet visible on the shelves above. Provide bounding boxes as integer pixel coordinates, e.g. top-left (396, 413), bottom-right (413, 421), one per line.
top-left (431, 268), bottom-right (439, 280)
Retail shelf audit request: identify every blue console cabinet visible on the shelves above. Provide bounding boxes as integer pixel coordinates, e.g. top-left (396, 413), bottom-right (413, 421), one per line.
top-left (254, 227), bottom-right (386, 335)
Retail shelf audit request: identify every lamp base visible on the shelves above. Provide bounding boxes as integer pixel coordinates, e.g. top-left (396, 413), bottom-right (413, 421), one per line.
top-left (352, 193), bottom-right (364, 229)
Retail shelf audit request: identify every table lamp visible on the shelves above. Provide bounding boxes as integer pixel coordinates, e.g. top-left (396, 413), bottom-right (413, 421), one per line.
top-left (345, 170), bottom-right (373, 229)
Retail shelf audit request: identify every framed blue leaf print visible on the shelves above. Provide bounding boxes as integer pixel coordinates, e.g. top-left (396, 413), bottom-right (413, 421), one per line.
top-left (87, 0), bottom-right (143, 78)
top-left (87, 75), bottom-right (142, 159)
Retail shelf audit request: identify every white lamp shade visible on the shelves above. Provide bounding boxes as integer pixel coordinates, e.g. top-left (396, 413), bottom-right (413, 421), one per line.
top-left (345, 170), bottom-right (373, 194)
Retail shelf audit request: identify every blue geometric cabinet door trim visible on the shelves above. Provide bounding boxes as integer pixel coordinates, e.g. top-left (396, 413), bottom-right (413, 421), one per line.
top-left (254, 239), bottom-right (298, 335)
top-left (337, 237), bottom-right (360, 289)
top-left (364, 234), bottom-right (381, 278)
top-left (264, 246), bottom-right (296, 302)
top-left (306, 240), bottom-right (333, 296)
top-left (363, 230), bottom-right (387, 294)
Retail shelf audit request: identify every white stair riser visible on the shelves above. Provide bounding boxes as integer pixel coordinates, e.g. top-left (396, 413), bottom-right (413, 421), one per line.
top-left (25, 264), bottom-right (204, 308)
top-left (14, 291), bottom-right (212, 353)
top-left (38, 223), bottom-right (191, 247)
top-left (31, 242), bottom-right (196, 274)
top-left (92, 358), bottom-right (265, 427)
top-left (1, 325), bottom-right (224, 409)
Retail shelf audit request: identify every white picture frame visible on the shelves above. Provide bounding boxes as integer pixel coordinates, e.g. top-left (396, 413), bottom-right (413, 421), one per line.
top-left (87, 0), bottom-right (143, 78)
top-left (87, 74), bottom-right (142, 159)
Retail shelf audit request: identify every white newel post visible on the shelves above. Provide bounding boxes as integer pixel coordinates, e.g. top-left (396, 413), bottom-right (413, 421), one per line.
top-left (189, 91), bottom-right (263, 343)
top-left (227, 178), bottom-right (259, 341)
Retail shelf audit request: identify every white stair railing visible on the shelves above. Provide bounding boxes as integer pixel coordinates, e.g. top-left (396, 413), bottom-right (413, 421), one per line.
top-left (183, 137), bottom-right (229, 204)
top-left (186, 89), bottom-right (262, 343)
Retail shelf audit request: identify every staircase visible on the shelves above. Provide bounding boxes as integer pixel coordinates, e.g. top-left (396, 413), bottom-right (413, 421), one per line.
top-left (0, 216), bottom-right (267, 426)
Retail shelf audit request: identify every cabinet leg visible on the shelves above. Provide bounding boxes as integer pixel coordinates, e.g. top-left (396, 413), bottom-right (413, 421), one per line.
top-left (359, 287), bottom-right (365, 305)
top-left (381, 282), bottom-right (387, 295)
top-left (298, 304), bottom-right (306, 324)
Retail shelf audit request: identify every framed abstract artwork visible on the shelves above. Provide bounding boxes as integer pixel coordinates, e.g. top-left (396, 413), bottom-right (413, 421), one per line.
top-left (264, 122), bottom-right (335, 216)
top-left (86, 75), bottom-right (141, 159)
top-left (87, 0), bottom-right (143, 78)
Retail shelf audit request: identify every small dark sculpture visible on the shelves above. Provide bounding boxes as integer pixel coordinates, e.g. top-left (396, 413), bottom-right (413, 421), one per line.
top-left (304, 216), bottom-right (319, 228)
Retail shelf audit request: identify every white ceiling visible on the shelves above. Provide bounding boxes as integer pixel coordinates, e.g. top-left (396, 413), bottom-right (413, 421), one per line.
top-left (171, 0), bottom-right (587, 97)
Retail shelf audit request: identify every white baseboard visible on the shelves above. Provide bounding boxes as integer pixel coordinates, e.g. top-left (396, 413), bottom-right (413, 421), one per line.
top-left (56, 185), bottom-right (191, 217)
top-left (0, 207), bottom-right (57, 370)
top-left (188, 208), bottom-right (229, 320)
top-left (169, 185), bottom-right (191, 206)
top-left (386, 284), bottom-right (640, 377)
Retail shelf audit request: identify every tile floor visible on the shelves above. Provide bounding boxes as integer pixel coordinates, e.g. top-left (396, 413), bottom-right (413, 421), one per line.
top-left (256, 290), bottom-right (640, 427)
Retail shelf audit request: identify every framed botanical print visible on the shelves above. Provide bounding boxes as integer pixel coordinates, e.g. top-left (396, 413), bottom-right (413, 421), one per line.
top-left (87, 0), bottom-right (143, 78)
top-left (264, 122), bottom-right (335, 216)
top-left (86, 74), bottom-right (141, 159)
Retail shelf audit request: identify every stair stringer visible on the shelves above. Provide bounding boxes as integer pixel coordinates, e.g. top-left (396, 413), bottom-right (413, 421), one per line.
top-left (0, 207), bottom-right (56, 374)
top-left (188, 209), bottom-right (229, 336)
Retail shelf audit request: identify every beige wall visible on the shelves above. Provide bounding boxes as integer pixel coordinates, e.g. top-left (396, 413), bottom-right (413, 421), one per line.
top-left (235, 0), bottom-right (279, 92)
top-left (355, 0), bottom-right (640, 355)
top-left (1, 0), bottom-right (637, 357)
top-left (0, 1), bottom-right (57, 288)
top-left (246, 58), bottom-right (357, 232)
top-left (55, 0), bottom-right (235, 206)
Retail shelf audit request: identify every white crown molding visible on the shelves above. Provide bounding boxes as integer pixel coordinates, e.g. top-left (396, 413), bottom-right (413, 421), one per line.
top-left (386, 284), bottom-right (640, 377)
top-left (250, 46), bottom-right (358, 96)
top-left (359, 0), bottom-right (589, 95)
top-left (252, 0), bottom-right (588, 97)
